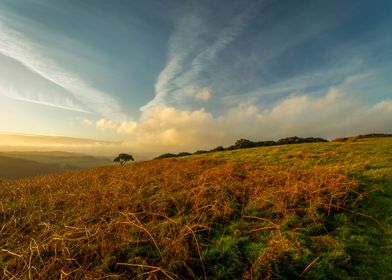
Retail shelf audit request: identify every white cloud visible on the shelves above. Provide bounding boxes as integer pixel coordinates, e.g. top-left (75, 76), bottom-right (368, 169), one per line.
top-left (82, 119), bottom-right (94, 127)
top-left (141, 3), bottom-right (254, 111)
top-left (373, 100), bottom-right (392, 112)
top-left (0, 18), bottom-right (124, 120)
top-left (0, 84), bottom-right (89, 113)
top-left (344, 72), bottom-right (373, 84)
top-left (195, 88), bottom-right (212, 101)
top-left (96, 119), bottom-right (118, 130)
top-left (117, 121), bottom-right (138, 134)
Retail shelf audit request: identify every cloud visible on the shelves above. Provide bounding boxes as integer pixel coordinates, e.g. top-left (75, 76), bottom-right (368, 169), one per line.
top-left (99, 84), bottom-right (392, 154)
top-left (195, 88), bottom-right (212, 101)
top-left (117, 121), bottom-right (138, 134)
top-left (0, 83), bottom-right (89, 113)
top-left (141, 2), bottom-right (255, 111)
top-left (0, 133), bottom-right (117, 148)
top-left (82, 119), bottom-right (94, 127)
top-left (373, 100), bottom-right (392, 112)
top-left (0, 18), bottom-right (124, 119)
top-left (96, 119), bottom-right (119, 130)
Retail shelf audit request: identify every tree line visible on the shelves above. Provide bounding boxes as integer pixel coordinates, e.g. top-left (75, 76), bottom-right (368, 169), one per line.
top-left (154, 136), bottom-right (328, 159)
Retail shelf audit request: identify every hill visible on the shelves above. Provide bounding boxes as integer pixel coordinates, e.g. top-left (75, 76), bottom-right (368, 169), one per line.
top-left (0, 137), bottom-right (391, 279)
top-left (0, 155), bottom-right (63, 179)
top-left (0, 151), bottom-right (112, 179)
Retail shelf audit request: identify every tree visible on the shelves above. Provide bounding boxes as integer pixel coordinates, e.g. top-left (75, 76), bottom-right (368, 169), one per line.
top-left (154, 153), bottom-right (176, 159)
top-left (210, 146), bottom-right (224, 152)
top-left (234, 139), bottom-right (255, 149)
top-left (176, 152), bottom-right (192, 157)
top-left (114, 153), bottom-right (134, 164)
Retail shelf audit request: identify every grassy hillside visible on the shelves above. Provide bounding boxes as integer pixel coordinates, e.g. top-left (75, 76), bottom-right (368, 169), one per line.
top-left (0, 137), bottom-right (391, 279)
top-left (0, 156), bottom-right (63, 180)
top-left (0, 151), bottom-right (113, 179)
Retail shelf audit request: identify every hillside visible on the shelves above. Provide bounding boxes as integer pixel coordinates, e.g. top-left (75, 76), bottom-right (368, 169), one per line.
top-left (0, 156), bottom-right (63, 180)
top-left (0, 151), bottom-right (113, 179)
top-left (0, 137), bottom-right (391, 279)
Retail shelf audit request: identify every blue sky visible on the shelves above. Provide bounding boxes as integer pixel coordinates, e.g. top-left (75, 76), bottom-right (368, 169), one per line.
top-left (0, 0), bottom-right (391, 154)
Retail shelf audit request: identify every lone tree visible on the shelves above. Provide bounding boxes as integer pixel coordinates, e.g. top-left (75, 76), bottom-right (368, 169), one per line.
top-left (114, 153), bottom-right (134, 164)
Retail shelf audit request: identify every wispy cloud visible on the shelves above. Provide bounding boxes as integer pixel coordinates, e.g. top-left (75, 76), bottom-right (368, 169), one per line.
top-left (0, 83), bottom-right (89, 113)
top-left (0, 17), bottom-right (125, 119)
top-left (141, 1), bottom-right (257, 111)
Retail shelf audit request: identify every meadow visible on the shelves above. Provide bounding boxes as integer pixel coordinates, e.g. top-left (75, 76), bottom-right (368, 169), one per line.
top-left (0, 137), bottom-right (391, 279)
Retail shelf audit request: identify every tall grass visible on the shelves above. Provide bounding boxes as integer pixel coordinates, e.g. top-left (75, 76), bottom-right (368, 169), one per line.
top-left (0, 157), bottom-right (361, 279)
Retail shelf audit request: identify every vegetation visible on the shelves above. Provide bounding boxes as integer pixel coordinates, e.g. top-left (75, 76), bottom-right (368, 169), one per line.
top-left (332, 133), bottom-right (392, 142)
top-left (155, 153), bottom-right (177, 159)
top-left (0, 136), bottom-right (391, 279)
top-left (155, 136), bottom-right (329, 159)
top-left (114, 153), bottom-right (134, 164)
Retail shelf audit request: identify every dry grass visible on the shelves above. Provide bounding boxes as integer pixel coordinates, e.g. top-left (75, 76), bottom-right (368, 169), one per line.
top-left (0, 157), bottom-right (359, 279)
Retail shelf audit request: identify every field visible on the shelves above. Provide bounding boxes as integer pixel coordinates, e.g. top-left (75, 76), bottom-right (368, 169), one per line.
top-left (0, 137), bottom-right (391, 279)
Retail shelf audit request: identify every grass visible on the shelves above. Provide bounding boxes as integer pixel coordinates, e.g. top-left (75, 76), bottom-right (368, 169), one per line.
top-left (0, 137), bottom-right (391, 279)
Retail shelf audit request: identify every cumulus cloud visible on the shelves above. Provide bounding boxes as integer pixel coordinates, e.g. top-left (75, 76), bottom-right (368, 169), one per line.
top-left (103, 86), bottom-right (392, 154)
top-left (96, 119), bottom-right (119, 130)
top-left (195, 88), bottom-right (212, 101)
top-left (117, 121), bottom-right (138, 134)
top-left (373, 100), bottom-right (392, 112)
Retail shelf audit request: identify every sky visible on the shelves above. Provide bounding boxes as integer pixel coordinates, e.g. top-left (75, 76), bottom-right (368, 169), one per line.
top-left (0, 0), bottom-right (391, 156)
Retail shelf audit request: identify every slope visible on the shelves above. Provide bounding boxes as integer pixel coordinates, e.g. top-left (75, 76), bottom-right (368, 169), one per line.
top-left (0, 151), bottom-right (113, 179)
top-left (0, 156), bottom-right (63, 180)
top-left (0, 137), bottom-right (391, 279)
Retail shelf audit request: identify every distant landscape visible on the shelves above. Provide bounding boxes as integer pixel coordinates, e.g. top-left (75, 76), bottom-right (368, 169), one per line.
top-left (0, 151), bottom-right (112, 180)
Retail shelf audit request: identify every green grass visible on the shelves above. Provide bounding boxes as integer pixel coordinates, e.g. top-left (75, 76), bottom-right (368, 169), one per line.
top-left (189, 137), bottom-right (392, 279)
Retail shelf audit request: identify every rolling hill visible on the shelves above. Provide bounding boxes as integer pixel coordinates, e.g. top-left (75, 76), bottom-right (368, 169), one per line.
top-left (0, 155), bottom-right (63, 179)
top-left (0, 137), bottom-right (391, 279)
top-left (0, 151), bottom-right (113, 179)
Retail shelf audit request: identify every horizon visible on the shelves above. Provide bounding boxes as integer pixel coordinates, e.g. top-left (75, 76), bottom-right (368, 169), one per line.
top-left (1, 0), bottom-right (392, 155)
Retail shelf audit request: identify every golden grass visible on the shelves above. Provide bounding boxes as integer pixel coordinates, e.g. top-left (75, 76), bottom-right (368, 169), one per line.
top-left (0, 157), bottom-right (358, 279)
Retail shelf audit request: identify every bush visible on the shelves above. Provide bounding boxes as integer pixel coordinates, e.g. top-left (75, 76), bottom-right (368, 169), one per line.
top-left (234, 139), bottom-right (255, 149)
top-left (176, 152), bottom-right (192, 157)
top-left (155, 153), bottom-right (176, 159)
top-left (210, 146), bottom-right (225, 152)
top-left (254, 141), bottom-right (276, 147)
top-left (277, 137), bottom-right (328, 145)
top-left (194, 150), bottom-right (208, 155)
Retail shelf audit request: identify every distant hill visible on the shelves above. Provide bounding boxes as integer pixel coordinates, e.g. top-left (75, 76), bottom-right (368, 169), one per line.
top-left (0, 151), bottom-right (113, 179)
top-left (0, 156), bottom-right (63, 179)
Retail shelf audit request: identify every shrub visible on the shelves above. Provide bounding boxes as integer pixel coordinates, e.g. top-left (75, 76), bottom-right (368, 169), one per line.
top-left (194, 150), bottom-right (208, 155)
top-left (234, 139), bottom-right (255, 149)
top-left (254, 141), bottom-right (276, 147)
top-left (176, 152), bottom-right (192, 157)
top-left (155, 153), bottom-right (176, 159)
top-left (210, 146), bottom-right (225, 152)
